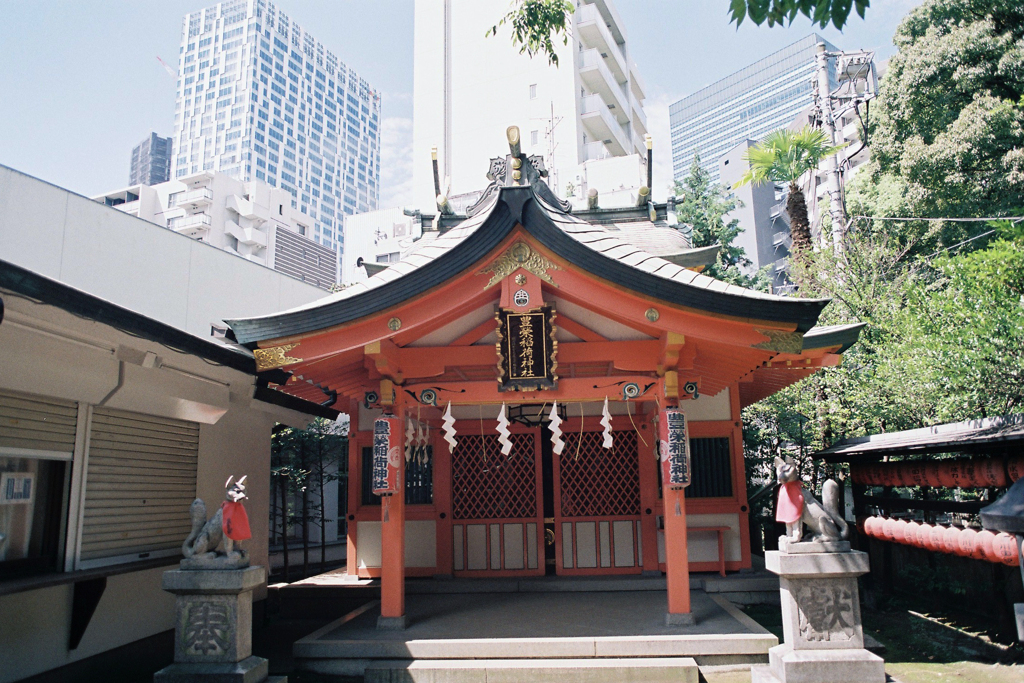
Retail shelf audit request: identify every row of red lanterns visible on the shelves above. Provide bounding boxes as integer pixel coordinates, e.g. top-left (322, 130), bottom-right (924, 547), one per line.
top-left (860, 515), bottom-right (1020, 566)
top-left (850, 456), bottom-right (1024, 489)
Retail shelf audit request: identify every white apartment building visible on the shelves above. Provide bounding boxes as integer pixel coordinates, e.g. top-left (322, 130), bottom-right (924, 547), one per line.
top-left (412, 0), bottom-right (647, 210)
top-left (172, 0), bottom-right (381, 262)
top-left (95, 171), bottom-right (338, 290)
top-left (340, 207), bottom-right (424, 284)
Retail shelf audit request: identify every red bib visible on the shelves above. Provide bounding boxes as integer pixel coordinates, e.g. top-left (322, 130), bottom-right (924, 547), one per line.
top-left (221, 501), bottom-right (252, 541)
top-left (776, 481), bottom-right (805, 524)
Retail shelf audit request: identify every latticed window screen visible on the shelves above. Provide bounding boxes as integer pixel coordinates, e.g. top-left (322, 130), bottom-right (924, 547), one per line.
top-left (451, 433), bottom-right (536, 520)
top-left (559, 431), bottom-right (641, 517)
top-left (686, 437), bottom-right (733, 498)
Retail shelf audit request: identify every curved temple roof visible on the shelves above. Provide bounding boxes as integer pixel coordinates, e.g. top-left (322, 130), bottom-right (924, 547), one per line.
top-left (228, 174), bottom-right (830, 346)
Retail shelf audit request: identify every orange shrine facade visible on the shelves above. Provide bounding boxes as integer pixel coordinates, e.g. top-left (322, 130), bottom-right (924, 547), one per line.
top-left (228, 139), bottom-right (862, 625)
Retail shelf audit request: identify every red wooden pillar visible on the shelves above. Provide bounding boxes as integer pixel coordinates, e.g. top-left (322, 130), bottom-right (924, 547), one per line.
top-left (379, 400), bottom-right (406, 629)
top-left (660, 398), bottom-right (694, 625)
top-left (663, 484), bottom-right (693, 624)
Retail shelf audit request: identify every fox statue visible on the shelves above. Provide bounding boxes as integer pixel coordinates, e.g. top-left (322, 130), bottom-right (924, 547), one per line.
top-left (774, 456), bottom-right (848, 544)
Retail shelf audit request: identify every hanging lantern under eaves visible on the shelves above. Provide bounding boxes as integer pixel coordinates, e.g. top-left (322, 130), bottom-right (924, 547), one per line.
top-left (659, 408), bottom-right (691, 490)
top-left (372, 415), bottom-right (403, 496)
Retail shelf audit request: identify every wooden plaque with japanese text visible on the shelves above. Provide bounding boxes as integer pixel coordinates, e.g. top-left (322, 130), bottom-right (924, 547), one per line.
top-left (495, 306), bottom-right (558, 392)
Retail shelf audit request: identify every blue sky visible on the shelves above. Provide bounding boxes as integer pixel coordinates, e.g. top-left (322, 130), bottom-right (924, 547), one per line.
top-left (0, 0), bottom-right (920, 207)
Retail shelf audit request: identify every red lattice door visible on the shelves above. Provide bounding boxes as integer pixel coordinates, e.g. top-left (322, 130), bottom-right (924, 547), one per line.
top-left (554, 430), bottom-right (643, 575)
top-left (451, 429), bottom-right (544, 576)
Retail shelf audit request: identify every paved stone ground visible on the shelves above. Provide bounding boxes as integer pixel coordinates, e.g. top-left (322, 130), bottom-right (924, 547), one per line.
top-left (320, 590), bottom-right (762, 641)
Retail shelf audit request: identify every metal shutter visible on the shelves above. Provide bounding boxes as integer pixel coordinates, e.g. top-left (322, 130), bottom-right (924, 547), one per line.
top-left (79, 408), bottom-right (199, 566)
top-left (0, 389), bottom-right (77, 457)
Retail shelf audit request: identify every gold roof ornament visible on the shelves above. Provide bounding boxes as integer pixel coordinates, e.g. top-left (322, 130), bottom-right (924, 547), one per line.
top-left (253, 343), bottom-right (302, 372)
top-left (482, 240), bottom-right (560, 288)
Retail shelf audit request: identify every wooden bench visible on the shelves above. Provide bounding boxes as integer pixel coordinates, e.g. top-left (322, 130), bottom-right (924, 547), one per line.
top-left (688, 526), bottom-right (731, 577)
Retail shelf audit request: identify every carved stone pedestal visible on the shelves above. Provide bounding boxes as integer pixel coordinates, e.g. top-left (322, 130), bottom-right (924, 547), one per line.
top-left (154, 566), bottom-right (284, 683)
top-left (751, 548), bottom-right (885, 683)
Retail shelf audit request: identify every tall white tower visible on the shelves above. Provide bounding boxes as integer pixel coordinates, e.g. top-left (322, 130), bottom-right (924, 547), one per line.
top-left (412, 0), bottom-right (647, 211)
top-left (172, 0), bottom-right (381, 259)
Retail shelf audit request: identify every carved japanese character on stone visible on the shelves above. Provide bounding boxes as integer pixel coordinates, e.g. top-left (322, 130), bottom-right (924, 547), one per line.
top-left (796, 581), bottom-right (856, 642)
top-left (183, 602), bottom-right (232, 655)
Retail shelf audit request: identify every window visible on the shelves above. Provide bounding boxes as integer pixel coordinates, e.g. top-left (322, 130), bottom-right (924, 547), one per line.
top-left (685, 437), bottom-right (734, 498)
top-left (0, 390), bottom-right (76, 580)
top-left (531, 130), bottom-right (539, 146)
top-left (529, 83), bottom-right (537, 99)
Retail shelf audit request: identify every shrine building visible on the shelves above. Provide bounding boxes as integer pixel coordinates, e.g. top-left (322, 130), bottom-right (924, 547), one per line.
top-left (227, 129), bottom-right (863, 627)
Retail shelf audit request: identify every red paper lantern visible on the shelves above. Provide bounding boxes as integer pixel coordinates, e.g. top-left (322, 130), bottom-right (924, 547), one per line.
top-left (850, 464), bottom-right (869, 485)
top-left (371, 415), bottom-right (403, 496)
top-left (918, 523), bottom-right (935, 550)
top-left (1006, 456), bottom-right (1024, 483)
top-left (659, 409), bottom-right (691, 490)
top-left (882, 517), bottom-right (899, 542)
top-left (923, 462), bottom-right (944, 488)
top-left (893, 519), bottom-right (909, 544)
top-left (991, 532), bottom-right (1020, 566)
top-left (864, 516), bottom-right (881, 538)
top-left (905, 521), bottom-right (922, 547)
top-left (929, 525), bottom-right (947, 552)
top-left (942, 526), bottom-right (962, 554)
top-left (957, 527), bottom-right (977, 557)
top-left (937, 461), bottom-right (959, 488)
top-left (972, 459), bottom-right (1008, 488)
top-left (902, 461), bottom-right (928, 487)
top-left (880, 463), bottom-right (901, 488)
top-left (973, 529), bottom-right (996, 561)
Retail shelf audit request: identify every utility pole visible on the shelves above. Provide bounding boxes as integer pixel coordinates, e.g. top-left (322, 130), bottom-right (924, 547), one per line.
top-left (815, 43), bottom-right (847, 255)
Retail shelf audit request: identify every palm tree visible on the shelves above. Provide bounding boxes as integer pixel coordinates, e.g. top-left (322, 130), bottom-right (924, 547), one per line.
top-left (732, 127), bottom-right (846, 256)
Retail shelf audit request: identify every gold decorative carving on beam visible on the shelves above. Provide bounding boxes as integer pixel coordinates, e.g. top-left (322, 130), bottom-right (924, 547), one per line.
top-left (753, 329), bottom-right (805, 354)
top-left (482, 240), bottom-right (560, 288)
top-left (254, 343), bottom-right (302, 372)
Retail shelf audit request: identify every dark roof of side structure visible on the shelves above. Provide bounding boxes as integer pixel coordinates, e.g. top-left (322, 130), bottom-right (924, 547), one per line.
top-left (0, 259), bottom-right (339, 419)
top-left (816, 414), bottom-right (1024, 462)
top-left (228, 160), bottom-right (831, 345)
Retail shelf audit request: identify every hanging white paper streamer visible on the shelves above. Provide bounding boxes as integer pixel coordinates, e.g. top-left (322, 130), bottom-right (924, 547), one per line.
top-left (442, 402), bottom-right (458, 453)
top-left (549, 401), bottom-right (565, 455)
top-left (601, 396), bottom-right (614, 449)
top-left (496, 403), bottom-right (513, 456)
top-left (405, 416), bottom-right (415, 462)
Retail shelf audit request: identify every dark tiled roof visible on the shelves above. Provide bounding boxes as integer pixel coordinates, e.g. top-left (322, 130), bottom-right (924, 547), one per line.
top-left (228, 184), bottom-right (830, 344)
top-left (817, 414), bottom-right (1024, 462)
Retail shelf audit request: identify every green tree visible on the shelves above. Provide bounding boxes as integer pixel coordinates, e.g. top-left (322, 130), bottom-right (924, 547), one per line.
top-left (732, 127), bottom-right (846, 257)
top-left (492, 0), bottom-right (871, 66)
top-left (870, 0), bottom-right (1024, 225)
top-left (271, 417), bottom-right (348, 579)
top-left (675, 153), bottom-right (768, 289)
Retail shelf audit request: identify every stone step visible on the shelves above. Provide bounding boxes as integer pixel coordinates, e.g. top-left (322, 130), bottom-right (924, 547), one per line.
top-left (363, 657), bottom-right (700, 683)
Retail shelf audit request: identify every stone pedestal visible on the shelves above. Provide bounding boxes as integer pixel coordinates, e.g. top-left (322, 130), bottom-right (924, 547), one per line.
top-left (751, 546), bottom-right (885, 683)
top-left (154, 566), bottom-right (283, 683)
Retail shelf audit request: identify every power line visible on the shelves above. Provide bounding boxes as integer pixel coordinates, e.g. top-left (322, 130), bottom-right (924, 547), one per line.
top-left (853, 215), bottom-right (1024, 223)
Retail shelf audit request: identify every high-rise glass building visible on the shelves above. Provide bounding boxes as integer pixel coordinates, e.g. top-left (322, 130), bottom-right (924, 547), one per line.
top-left (130, 133), bottom-right (173, 185)
top-left (172, 0), bottom-right (381, 256)
top-left (669, 34), bottom-right (837, 185)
